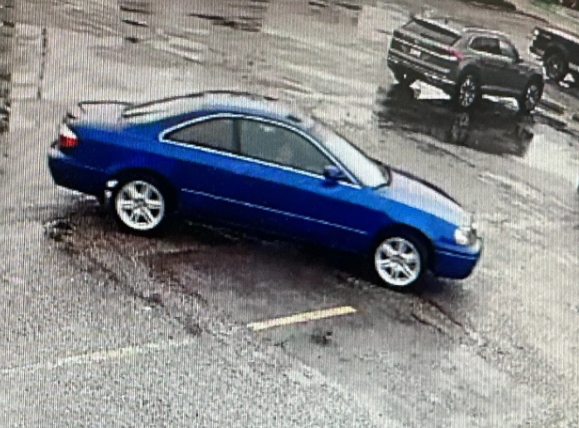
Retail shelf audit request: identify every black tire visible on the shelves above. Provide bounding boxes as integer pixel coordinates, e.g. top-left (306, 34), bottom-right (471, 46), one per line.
top-left (392, 68), bottom-right (416, 86)
top-left (111, 174), bottom-right (173, 237)
top-left (369, 230), bottom-right (429, 292)
top-left (454, 73), bottom-right (480, 110)
top-left (543, 51), bottom-right (568, 82)
top-left (518, 78), bottom-right (543, 113)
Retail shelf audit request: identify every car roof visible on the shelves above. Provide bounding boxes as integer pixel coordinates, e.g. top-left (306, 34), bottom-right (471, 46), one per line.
top-left (414, 15), bottom-right (509, 39)
top-left (122, 90), bottom-right (316, 130)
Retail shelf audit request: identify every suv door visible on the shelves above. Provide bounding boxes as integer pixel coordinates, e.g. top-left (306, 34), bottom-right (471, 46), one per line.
top-left (497, 38), bottom-right (527, 94)
top-left (468, 35), bottom-right (507, 94)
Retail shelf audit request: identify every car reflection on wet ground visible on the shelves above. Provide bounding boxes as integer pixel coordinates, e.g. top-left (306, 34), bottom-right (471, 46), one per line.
top-left (373, 82), bottom-right (579, 184)
top-left (374, 84), bottom-right (535, 157)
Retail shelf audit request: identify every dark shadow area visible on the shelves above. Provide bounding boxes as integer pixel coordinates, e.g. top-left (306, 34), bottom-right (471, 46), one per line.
top-left (150, 216), bottom-right (456, 299)
top-left (374, 84), bottom-right (535, 157)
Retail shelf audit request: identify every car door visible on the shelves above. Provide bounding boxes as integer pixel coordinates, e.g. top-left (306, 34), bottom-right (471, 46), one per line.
top-left (159, 115), bottom-right (262, 225)
top-left (228, 117), bottom-right (373, 251)
top-left (468, 35), bottom-right (506, 94)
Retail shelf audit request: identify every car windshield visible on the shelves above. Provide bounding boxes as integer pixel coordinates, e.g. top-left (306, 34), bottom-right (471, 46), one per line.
top-left (310, 123), bottom-right (389, 187)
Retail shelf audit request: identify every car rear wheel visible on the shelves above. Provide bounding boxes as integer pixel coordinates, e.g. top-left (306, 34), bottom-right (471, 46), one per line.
top-left (544, 52), bottom-right (568, 82)
top-left (518, 79), bottom-right (543, 113)
top-left (112, 176), bottom-right (170, 236)
top-left (455, 74), bottom-right (480, 110)
top-left (372, 234), bottom-right (427, 290)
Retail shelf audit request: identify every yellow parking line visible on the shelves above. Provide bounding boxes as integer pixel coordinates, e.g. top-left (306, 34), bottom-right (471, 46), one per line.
top-left (247, 306), bottom-right (357, 331)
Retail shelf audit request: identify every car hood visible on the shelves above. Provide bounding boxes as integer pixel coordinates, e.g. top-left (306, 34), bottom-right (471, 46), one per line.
top-left (376, 168), bottom-right (471, 226)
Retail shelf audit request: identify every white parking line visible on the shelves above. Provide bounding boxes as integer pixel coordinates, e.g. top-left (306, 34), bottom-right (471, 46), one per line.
top-left (247, 306), bottom-right (357, 331)
top-left (0, 338), bottom-right (196, 376)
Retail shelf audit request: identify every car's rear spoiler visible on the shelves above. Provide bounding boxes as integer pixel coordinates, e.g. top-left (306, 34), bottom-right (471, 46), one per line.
top-left (65, 100), bottom-right (133, 120)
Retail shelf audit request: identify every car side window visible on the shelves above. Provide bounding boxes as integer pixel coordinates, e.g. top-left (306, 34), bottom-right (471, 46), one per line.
top-left (239, 120), bottom-right (332, 175)
top-left (499, 39), bottom-right (518, 61)
top-left (164, 118), bottom-right (236, 152)
top-left (470, 36), bottom-right (501, 55)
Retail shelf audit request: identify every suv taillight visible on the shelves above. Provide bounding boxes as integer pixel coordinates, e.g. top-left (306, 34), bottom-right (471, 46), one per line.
top-left (58, 124), bottom-right (78, 149)
top-left (450, 49), bottom-right (465, 60)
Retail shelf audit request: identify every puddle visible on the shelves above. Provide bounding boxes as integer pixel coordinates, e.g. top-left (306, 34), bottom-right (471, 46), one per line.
top-left (374, 83), bottom-right (579, 184)
top-left (374, 84), bottom-right (535, 157)
top-left (516, 125), bottom-right (579, 183)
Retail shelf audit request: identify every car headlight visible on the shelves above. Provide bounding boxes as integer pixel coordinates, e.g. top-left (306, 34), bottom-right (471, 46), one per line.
top-left (454, 213), bottom-right (479, 246)
top-left (454, 227), bottom-right (472, 246)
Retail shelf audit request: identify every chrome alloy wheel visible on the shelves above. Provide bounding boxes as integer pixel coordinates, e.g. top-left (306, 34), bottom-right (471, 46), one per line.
top-left (115, 180), bottom-right (165, 231)
top-left (458, 76), bottom-right (477, 108)
top-left (374, 237), bottom-right (422, 288)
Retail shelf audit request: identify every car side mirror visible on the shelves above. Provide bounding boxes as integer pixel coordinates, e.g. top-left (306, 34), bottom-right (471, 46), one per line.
top-left (323, 165), bottom-right (346, 183)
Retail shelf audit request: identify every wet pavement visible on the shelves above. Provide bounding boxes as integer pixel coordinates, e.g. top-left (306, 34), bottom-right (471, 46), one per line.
top-left (2, 0), bottom-right (579, 427)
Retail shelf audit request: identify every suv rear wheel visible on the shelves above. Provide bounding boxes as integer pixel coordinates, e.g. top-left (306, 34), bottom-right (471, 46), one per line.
top-left (455, 74), bottom-right (480, 110)
top-left (544, 51), bottom-right (568, 82)
top-left (518, 78), bottom-right (543, 113)
top-left (393, 68), bottom-right (416, 86)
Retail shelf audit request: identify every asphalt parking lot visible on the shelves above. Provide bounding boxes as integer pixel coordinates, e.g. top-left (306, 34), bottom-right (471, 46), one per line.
top-left (1, 0), bottom-right (579, 426)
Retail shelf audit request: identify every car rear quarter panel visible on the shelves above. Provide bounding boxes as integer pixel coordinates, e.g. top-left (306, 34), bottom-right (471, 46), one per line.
top-left (69, 124), bottom-right (176, 187)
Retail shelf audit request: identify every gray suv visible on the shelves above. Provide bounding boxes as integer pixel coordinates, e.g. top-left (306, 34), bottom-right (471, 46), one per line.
top-left (387, 15), bottom-right (544, 112)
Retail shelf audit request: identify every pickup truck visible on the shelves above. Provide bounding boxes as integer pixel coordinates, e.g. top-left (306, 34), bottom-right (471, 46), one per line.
top-left (530, 26), bottom-right (579, 83)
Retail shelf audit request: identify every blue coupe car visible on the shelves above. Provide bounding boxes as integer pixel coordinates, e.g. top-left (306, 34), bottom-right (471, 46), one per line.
top-left (47, 90), bottom-right (482, 289)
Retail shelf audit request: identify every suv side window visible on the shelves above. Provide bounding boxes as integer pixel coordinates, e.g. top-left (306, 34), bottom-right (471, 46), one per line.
top-left (239, 119), bottom-right (331, 175)
top-left (470, 36), bottom-right (501, 55)
top-left (499, 39), bottom-right (519, 61)
top-left (164, 118), bottom-right (236, 152)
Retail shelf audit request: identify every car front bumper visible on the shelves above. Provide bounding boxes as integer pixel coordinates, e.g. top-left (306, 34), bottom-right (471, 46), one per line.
top-left (432, 237), bottom-right (483, 280)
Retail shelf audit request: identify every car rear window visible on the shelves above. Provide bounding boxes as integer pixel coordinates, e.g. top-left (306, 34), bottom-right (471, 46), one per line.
top-left (403, 19), bottom-right (460, 45)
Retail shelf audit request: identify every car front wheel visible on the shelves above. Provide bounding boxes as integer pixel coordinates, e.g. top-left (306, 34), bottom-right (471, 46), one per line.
top-left (372, 234), bottom-right (427, 290)
top-left (112, 176), bottom-right (170, 236)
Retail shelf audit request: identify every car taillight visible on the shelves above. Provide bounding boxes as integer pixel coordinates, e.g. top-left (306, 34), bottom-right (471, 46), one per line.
top-left (448, 48), bottom-right (464, 61)
top-left (58, 124), bottom-right (78, 149)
